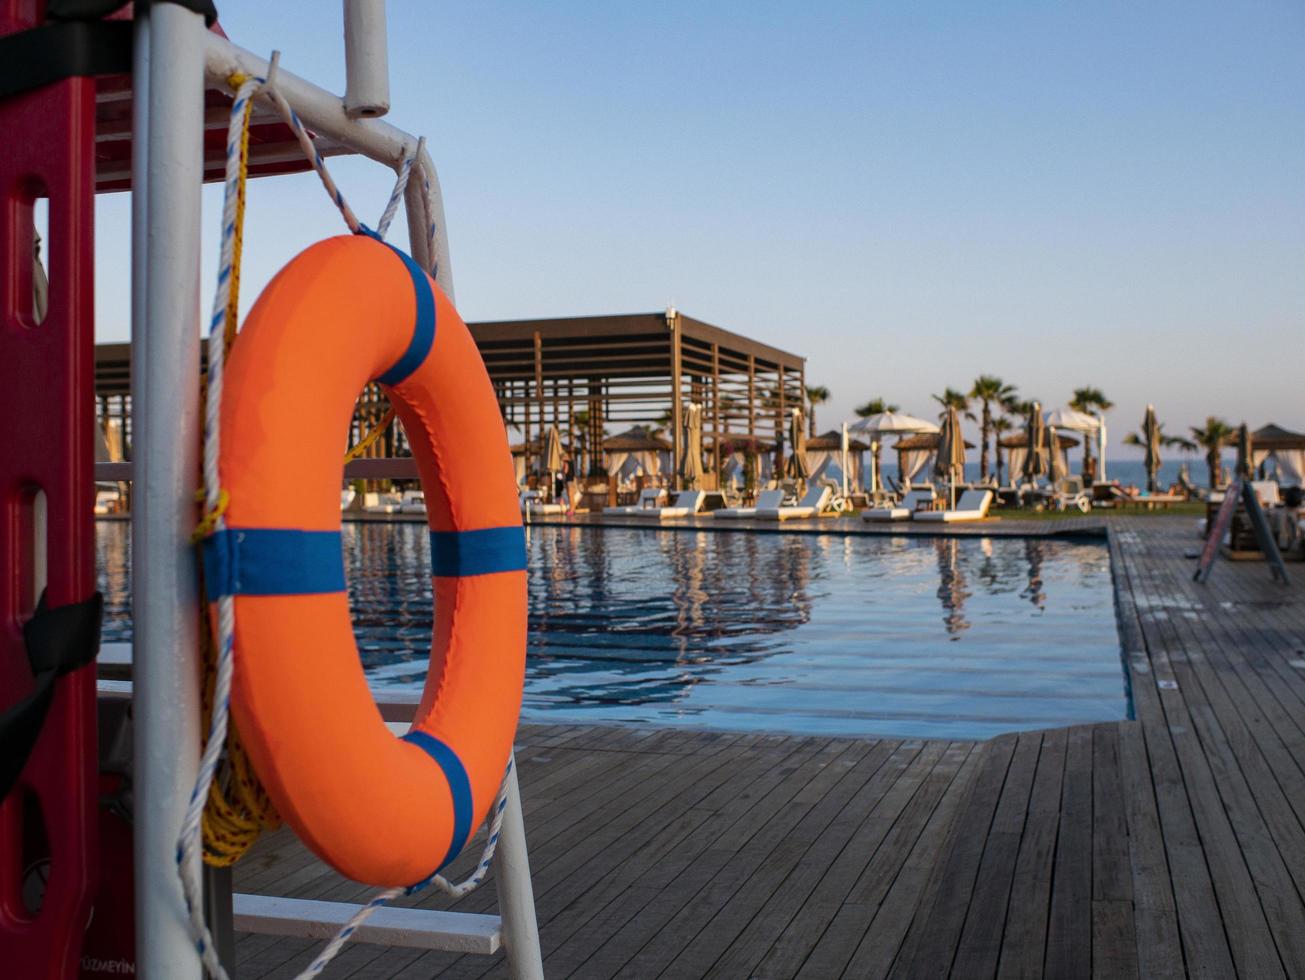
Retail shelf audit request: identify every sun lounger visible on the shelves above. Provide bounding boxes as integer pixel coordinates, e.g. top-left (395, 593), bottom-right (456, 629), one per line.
top-left (756, 484), bottom-right (833, 521)
top-left (631, 489), bottom-right (706, 519)
top-left (604, 487), bottom-right (667, 515)
top-left (398, 490), bottom-right (426, 515)
top-left (712, 488), bottom-right (785, 519)
top-left (364, 492), bottom-right (402, 514)
top-left (862, 488), bottom-right (935, 522)
top-left (914, 489), bottom-right (994, 523)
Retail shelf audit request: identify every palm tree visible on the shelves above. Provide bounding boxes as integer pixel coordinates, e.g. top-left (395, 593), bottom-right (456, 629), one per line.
top-left (991, 416), bottom-right (1014, 486)
top-left (1069, 385), bottom-right (1114, 476)
top-left (1189, 417), bottom-right (1233, 489)
top-left (932, 387), bottom-right (971, 417)
top-left (854, 397), bottom-right (899, 418)
top-left (969, 376), bottom-right (1016, 480)
top-left (805, 384), bottom-right (830, 437)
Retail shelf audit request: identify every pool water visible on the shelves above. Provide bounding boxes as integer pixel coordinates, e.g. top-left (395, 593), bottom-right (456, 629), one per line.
top-left (95, 523), bottom-right (1129, 741)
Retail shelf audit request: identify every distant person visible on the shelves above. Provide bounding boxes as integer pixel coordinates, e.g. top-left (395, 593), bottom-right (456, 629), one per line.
top-left (556, 457), bottom-right (573, 505)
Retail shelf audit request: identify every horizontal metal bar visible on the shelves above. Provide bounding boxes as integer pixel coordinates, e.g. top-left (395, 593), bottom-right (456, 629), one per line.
top-left (95, 457), bottom-right (421, 482)
top-left (98, 678), bottom-right (419, 723)
top-left (203, 36), bottom-right (417, 169)
top-left (234, 895), bottom-right (501, 954)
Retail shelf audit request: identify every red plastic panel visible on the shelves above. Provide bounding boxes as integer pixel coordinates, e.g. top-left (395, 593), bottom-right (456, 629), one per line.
top-left (0, 9), bottom-right (100, 973)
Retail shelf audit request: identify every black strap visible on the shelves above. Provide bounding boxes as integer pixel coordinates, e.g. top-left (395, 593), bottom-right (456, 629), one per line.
top-left (0, 20), bottom-right (133, 101)
top-left (0, 591), bottom-right (102, 801)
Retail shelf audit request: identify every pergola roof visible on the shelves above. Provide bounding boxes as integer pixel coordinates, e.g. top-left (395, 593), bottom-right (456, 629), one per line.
top-left (894, 432), bottom-right (976, 451)
top-left (1253, 423), bottom-right (1305, 451)
top-left (806, 430), bottom-right (871, 452)
top-left (999, 431), bottom-right (1081, 449)
top-left (602, 426), bottom-right (672, 452)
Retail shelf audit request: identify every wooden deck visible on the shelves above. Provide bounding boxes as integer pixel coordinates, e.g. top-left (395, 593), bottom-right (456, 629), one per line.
top-left (233, 516), bottom-right (1305, 978)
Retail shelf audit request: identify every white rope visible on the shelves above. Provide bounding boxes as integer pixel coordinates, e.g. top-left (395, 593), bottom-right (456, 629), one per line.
top-left (375, 137), bottom-right (422, 239)
top-left (175, 72), bottom-right (263, 980)
top-left (176, 57), bottom-right (504, 980)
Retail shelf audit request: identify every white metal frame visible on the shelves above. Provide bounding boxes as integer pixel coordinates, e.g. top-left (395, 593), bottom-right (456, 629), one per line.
top-left (130, 5), bottom-right (541, 977)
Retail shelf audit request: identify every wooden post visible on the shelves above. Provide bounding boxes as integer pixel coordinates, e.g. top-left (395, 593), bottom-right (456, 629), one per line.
top-left (531, 330), bottom-right (542, 479)
top-left (669, 309), bottom-right (683, 491)
top-left (747, 354), bottom-right (755, 439)
top-left (777, 366), bottom-right (786, 476)
top-left (711, 343), bottom-right (721, 486)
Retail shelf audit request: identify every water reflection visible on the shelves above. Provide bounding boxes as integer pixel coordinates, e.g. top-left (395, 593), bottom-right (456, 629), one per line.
top-left (95, 523), bottom-right (1126, 741)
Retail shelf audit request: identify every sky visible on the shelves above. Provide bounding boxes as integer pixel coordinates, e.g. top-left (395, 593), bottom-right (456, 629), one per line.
top-left (93, 1), bottom-right (1305, 457)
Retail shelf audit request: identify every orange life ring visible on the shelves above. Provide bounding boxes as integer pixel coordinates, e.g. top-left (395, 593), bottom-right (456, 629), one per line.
top-left (201, 234), bottom-right (526, 888)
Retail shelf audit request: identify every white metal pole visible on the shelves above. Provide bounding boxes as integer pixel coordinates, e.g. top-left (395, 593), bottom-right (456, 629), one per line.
top-left (1098, 415), bottom-right (1107, 482)
top-left (343, 0), bottom-right (390, 118)
top-left (496, 756), bottom-right (544, 980)
top-left (133, 4), bottom-right (206, 977)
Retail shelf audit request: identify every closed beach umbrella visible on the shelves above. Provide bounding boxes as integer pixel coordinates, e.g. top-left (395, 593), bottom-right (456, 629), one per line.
top-left (786, 407), bottom-right (810, 480)
top-left (679, 402), bottom-right (704, 489)
top-left (934, 406), bottom-right (966, 508)
top-left (1142, 404), bottom-right (1161, 493)
top-left (1023, 401), bottom-right (1047, 484)
top-left (1236, 422), bottom-right (1253, 481)
top-left (1047, 426), bottom-right (1066, 485)
top-left (543, 423), bottom-right (563, 474)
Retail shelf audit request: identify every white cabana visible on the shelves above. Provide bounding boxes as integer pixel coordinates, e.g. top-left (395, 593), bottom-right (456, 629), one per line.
top-left (1045, 406), bottom-right (1108, 481)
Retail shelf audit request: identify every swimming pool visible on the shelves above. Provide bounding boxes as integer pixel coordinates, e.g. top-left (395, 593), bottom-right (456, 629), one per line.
top-left (95, 523), bottom-right (1129, 740)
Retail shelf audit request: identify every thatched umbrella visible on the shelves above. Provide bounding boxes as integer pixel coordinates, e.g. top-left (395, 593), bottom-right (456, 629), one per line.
top-left (785, 407), bottom-right (809, 480)
top-left (679, 402), bottom-right (704, 490)
top-left (1142, 404), bottom-right (1161, 493)
top-left (934, 406), bottom-right (966, 508)
top-left (1236, 422), bottom-right (1253, 481)
top-left (1022, 401), bottom-right (1047, 484)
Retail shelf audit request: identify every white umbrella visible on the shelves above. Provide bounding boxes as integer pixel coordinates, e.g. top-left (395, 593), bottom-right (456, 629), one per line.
top-left (849, 412), bottom-right (938, 492)
top-left (1043, 406), bottom-right (1099, 432)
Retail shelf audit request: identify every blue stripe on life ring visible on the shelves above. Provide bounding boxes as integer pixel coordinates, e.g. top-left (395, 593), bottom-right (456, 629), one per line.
top-left (430, 526), bottom-right (527, 578)
top-left (375, 243), bottom-right (436, 387)
top-left (400, 730), bottom-right (474, 875)
top-left (201, 528), bottom-right (345, 598)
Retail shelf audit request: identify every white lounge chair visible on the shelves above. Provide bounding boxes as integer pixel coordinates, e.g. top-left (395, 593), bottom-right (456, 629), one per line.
top-left (1251, 480), bottom-right (1281, 508)
top-left (914, 488), bottom-right (994, 523)
top-left (631, 489), bottom-right (706, 519)
top-left (756, 484), bottom-right (833, 521)
top-left (364, 491), bottom-right (402, 514)
top-left (712, 488), bottom-right (785, 519)
top-left (862, 488), bottom-right (935, 522)
top-left (399, 490), bottom-right (426, 515)
top-left (605, 487), bottom-right (667, 515)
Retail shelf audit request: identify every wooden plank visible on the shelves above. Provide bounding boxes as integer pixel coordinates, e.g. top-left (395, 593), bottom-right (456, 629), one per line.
top-left (701, 740), bottom-right (945, 978)
top-left (896, 734), bottom-right (1017, 978)
top-left (1044, 725), bottom-right (1093, 980)
top-left (951, 730), bottom-right (1042, 979)
top-left (1115, 722), bottom-right (1183, 980)
top-left (756, 742), bottom-right (973, 979)
top-left (573, 739), bottom-right (880, 979)
top-left (1091, 725), bottom-right (1138, 978)
top-left (996, 727), bottom-right (1067, 980)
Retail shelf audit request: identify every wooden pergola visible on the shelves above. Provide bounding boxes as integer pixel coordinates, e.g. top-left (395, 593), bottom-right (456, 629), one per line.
top-left (92, 309), bottom-right (806, 489)
top-left (474, 309), bottom-right (805, 487)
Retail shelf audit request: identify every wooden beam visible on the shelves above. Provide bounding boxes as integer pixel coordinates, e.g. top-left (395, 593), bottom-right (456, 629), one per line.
top-left (669, 311), bottom-right (683, 491)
